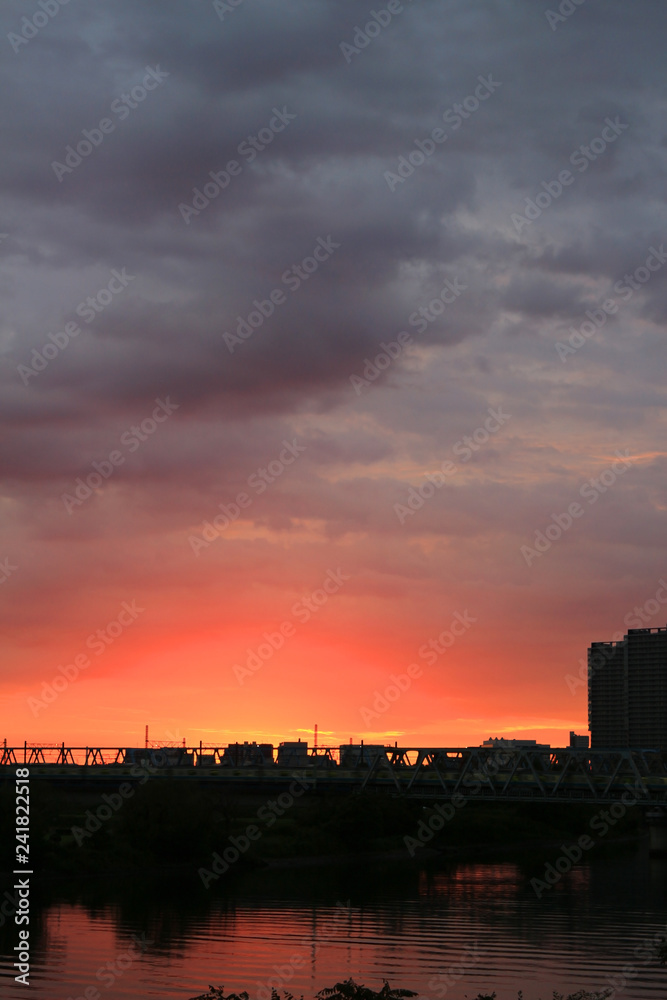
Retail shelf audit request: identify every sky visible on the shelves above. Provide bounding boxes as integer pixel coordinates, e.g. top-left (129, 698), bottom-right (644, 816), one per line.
top-left (1, 0), bottom-right (666, 751)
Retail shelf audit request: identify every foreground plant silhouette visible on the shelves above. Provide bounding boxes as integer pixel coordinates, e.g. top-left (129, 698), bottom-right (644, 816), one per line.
top-left (187, 982), bottom-right (613, 1000)
top-left (316, 983), bottom-right (416, 1000)
top-left (188, 984), bottom-right (415, 1000)
top-left (188, 989), bottom-right (248, 1000)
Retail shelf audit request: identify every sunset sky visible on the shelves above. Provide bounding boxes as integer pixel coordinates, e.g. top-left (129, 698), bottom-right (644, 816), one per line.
top-left (1, 0), bottom-right (666, 751)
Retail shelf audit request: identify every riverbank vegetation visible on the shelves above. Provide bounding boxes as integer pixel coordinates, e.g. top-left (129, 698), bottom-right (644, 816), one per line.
top-left (187, 982), bottom-right (615, 1000)
top-left (0, 778), bottom-right (644, 876)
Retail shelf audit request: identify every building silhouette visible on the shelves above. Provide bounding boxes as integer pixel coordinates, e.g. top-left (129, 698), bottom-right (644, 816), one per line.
top-left (589, 626), bottom-right (667, 749)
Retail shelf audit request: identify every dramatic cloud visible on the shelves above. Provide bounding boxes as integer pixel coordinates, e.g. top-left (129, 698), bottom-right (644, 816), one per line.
top-left (1, 0), bottom-right (665, 749)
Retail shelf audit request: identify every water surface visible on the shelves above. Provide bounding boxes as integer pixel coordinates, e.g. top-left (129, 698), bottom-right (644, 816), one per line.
top-left (2, 843), bottom-right (667, 999)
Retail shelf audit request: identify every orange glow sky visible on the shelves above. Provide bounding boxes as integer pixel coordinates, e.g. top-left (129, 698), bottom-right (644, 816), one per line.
top-left (3, 384), bottom-right (662, 750)
top-left (2, 3), bottom-right (666, 752)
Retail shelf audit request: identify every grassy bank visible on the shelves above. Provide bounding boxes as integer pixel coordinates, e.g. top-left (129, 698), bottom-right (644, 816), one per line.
top-left (0, 778), bottom-right (645, 876)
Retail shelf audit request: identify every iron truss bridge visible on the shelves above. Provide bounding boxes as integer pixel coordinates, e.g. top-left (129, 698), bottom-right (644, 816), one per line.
top-left (3, 744), bottom-right (667, 804)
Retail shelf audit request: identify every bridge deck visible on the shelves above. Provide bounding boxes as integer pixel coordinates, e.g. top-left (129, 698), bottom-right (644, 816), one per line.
top-left (3, 746), bottom-right (667, 804)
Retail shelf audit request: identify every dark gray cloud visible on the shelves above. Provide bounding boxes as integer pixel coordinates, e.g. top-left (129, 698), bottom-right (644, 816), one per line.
top-left (1, 0), bottom-right (666, 710)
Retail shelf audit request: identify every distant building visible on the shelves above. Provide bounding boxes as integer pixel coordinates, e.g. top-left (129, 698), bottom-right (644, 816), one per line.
top-left (588, 636), bottom-right (627, 747)
top-left (478, 737), bottom-right (551, 750)
top-left (589, 625), bottom-right (667, 750)
top-left (277, 740), bottom-right (308, 766)
top-left (339, 744), bottom-right (387, 768)
top-left (223, 742), bottom-right (273, 766)
top-left (569, 732), bottom-right (589, 749)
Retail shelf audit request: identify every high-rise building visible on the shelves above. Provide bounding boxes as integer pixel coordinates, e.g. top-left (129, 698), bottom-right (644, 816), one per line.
top-left (588, 626), bottom-right (667, 749)
top-left (588, 636), bottom-right (627, 747)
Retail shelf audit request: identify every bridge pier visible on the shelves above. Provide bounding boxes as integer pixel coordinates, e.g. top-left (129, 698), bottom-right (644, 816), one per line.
top-left (646, 809), bottom-right (667, 856)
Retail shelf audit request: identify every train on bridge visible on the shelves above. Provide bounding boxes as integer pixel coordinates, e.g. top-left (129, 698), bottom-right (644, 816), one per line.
top-left (3, 740), bottom-right (667, 805)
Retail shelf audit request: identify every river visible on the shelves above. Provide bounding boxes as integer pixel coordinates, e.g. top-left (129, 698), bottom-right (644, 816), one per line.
top-left (1, 841), bottom-right (667, 999)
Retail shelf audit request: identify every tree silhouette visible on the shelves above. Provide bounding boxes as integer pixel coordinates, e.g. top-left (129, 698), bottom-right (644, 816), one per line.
top-left (316, 981), bottom-right (417, 1000)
